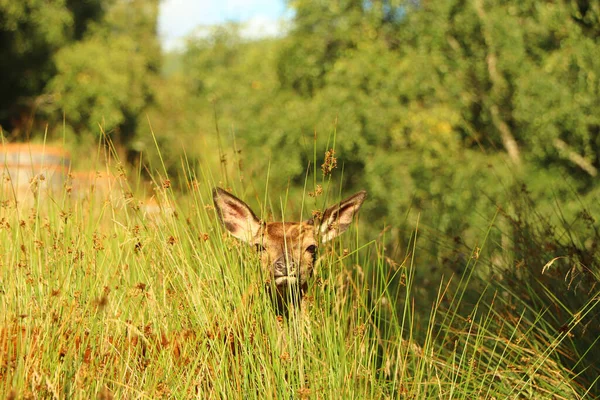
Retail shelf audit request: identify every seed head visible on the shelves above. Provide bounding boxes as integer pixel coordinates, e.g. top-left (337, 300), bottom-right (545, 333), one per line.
top-left (321, 149), bottom-right (337, 176)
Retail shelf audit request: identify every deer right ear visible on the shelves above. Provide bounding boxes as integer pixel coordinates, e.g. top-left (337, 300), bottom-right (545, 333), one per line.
top-left (213, 188), bottom-right (262, 242)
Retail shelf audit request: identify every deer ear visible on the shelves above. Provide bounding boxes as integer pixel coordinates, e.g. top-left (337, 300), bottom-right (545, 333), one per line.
top-left (213, 188), bottom-right (261, 242)
top-left (319, 191), bottom-right (366, 243)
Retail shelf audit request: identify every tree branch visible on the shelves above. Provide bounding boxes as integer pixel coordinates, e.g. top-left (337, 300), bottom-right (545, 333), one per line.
top-left (553, 138), bottom-right (598, 177)
top-left (474, 0), bottom-right (521, 166)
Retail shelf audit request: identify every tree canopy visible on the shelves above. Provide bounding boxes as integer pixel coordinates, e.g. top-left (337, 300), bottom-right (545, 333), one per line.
top-left (1, 0), bottom-right (599, 232)
top-left (0, 0), bottom-right (159, 152)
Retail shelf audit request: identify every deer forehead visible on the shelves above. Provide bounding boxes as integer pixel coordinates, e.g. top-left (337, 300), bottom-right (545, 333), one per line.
top-left (260, 222), bottom-right (316, 249)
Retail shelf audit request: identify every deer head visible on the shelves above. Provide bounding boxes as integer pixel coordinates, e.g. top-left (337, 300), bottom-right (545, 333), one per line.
top-left (213, 188), bottom-right (366, 310)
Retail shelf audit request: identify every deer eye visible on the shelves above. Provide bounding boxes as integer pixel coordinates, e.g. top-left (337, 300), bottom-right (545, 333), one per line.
top-left (305, 245), bottom-right (318, 255)
top-left (254, 244), bottom-right (266, 253)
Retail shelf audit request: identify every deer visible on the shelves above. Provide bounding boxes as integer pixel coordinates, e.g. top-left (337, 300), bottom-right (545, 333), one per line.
top-left (213, 187), bottom-right (366, 313)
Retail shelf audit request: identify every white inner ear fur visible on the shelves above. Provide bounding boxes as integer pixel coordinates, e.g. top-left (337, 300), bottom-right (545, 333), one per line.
top-left (319, 191), bottom-right (366, 243)
top-left (214, 189), bottom-right (261, 242)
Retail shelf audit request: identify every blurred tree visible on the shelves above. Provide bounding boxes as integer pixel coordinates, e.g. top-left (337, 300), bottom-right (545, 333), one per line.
top-left (65, 0), bottom-right (106, 40)
top-left (512, 1), bottom-right (600, 183)
top-left (399, 0), bottom-right (600, 180)
top-left (182, 25), bottom-right (306, 179)
top-left (0, 0), bottom-right (159, 160)
top-left (46, 35), bottom-right (149, 145)
top-left (45, 0), bottom-right (160, 154)
top-left (0, 0), bottom-right (73, 132)
top-left (278, 0), bottom-right (403, 97)
top-left (163, 0), bottom-right (600, 254)
top-left (89, 0), bottom-right (161, 73)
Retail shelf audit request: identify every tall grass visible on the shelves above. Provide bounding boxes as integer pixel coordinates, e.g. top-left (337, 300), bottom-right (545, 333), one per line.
top-left (0, 140), bottom-right (597, 398)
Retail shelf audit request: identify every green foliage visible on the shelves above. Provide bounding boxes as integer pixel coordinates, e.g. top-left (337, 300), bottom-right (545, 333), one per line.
top-left (174, 0), bottom-right (600, 244)
top-left (0, 0), bottom-right (73, 122)
top-left (0, 0), bottom-right (159, 155)
top-left (47, 35), bottom-right (150, 141)
top-left (90, 0), bottom-right (161, 73)
top-left (0, 0), bottom-right (73, 48)
top-left (44, 0), bottom-right (159, 149)
top-left (65, 0), bottom-right (105, 40)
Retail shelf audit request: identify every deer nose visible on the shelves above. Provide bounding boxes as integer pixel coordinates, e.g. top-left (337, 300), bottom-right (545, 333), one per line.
top-left (274, 256), bottom-right (297, 277)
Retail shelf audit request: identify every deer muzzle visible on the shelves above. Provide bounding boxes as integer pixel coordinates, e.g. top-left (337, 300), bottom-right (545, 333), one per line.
top-left (273, 255), bottom-right (299, 286)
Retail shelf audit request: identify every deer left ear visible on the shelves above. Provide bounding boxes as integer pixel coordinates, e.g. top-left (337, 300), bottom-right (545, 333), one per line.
top-left (213, 188), bottom-right (262, 242)
top-left (319, 191), bottom-right (366, 243)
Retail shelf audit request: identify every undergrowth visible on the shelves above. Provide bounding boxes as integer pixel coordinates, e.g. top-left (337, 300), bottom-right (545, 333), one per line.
top-left (0, 139), bottom-right (598, 399)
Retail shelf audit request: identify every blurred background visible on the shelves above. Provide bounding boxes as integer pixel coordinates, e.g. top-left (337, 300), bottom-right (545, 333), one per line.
top-left (1, 0), bottom-right (600, 272)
